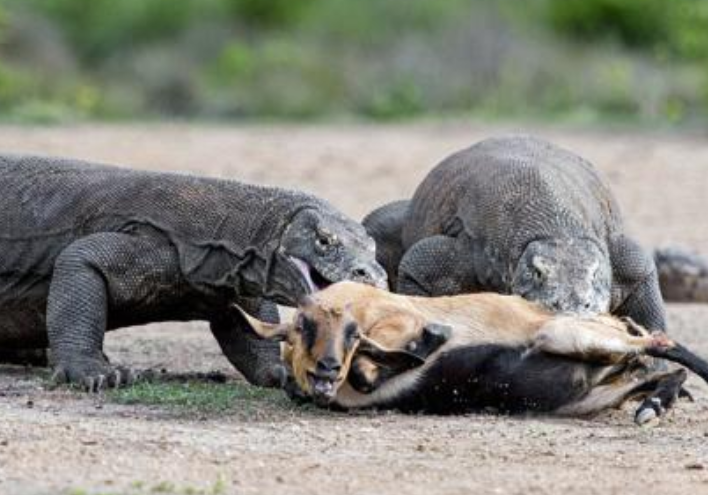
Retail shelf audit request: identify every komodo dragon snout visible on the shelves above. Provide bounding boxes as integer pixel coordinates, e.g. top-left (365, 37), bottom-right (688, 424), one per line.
top-left (275, 208), bottom-right (387, 302)
top-left (511, 238), bottom-right (612, 315)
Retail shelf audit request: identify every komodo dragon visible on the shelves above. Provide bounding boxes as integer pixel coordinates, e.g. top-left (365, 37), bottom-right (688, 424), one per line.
top-left (0, 154), bottom-right (386, 390)
top-left (363, 135), bottom-right (666, 330)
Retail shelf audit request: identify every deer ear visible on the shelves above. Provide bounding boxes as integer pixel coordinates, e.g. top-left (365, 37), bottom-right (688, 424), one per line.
top-left (410, 322), bottom-right (452, 359)
top-left (232, 305), bottom-right (290, 341)
top-left (357, 335), bottom-right (425, 372)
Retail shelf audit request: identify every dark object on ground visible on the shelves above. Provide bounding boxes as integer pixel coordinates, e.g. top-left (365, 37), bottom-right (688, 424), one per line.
top-left (654, 246), bottom-right (708, 303)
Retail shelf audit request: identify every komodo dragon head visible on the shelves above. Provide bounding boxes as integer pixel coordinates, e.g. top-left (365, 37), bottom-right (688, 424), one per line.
top-left (511, 238), bottom-right (612, 315)
top-left (273, 208), bottom-right (388, 304)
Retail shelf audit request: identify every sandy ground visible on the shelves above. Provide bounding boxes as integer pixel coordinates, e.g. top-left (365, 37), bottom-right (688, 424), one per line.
top-left (1, 122), bottom-right (708, 495)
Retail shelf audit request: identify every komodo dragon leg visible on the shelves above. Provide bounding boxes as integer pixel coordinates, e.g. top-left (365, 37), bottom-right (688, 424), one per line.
top-left (362, 200), bottom-right (410, 290)
top-left (396, 235), bottom-right (483, 296)
top-left (47, 233), bottom-right (165, 390)
top-left (609, 235), bottom-right (667, 331)
top-left (210, 298), bottom-right (286, 389)
top-left (47, 232), bottom-right (282, 390)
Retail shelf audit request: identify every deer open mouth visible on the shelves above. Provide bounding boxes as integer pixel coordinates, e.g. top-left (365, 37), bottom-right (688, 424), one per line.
top-left (289, 256), bottom-right (333, 293)
top-left (307, 371), bottom-right (337, 403)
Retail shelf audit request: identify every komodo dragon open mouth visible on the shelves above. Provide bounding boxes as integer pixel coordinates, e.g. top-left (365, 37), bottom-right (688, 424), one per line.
top-left (289, 256), bottom-right (334, 293)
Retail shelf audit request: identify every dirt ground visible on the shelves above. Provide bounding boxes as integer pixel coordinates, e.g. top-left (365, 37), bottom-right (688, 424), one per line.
top-left (2, 122), bottom-right (708, 495)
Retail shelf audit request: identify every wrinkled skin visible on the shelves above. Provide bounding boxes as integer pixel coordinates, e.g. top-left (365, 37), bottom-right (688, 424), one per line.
top-left (511, 239), bottom-right (612, 315)
top-left (0, 155), bottom-right (387, 391)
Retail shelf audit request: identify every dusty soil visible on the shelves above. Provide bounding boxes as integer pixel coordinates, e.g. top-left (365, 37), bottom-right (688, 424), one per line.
top-left (1, 122), bottom-right (708, 495)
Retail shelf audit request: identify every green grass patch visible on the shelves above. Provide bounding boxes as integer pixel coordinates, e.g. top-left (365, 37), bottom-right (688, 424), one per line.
top-left (108, 379), bottom-right (285, 415)
top-left (65, 476), bottom-right (226, 495)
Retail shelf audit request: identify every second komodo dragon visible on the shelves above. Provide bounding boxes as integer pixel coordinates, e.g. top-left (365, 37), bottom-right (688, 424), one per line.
top-left (364, 135), bottom-right (666, 330)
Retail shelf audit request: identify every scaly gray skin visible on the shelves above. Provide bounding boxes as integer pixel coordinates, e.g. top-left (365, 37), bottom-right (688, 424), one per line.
top-left (654, 246), bottom-right (708, 303)
top-left (0, 155), bottom-right (386, 390)
top-left (364, 136), bottom-right (666, 330)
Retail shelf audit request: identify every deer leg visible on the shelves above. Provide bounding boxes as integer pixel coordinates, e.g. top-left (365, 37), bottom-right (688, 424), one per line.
top-left (531, 316), bottom-right (666, 364)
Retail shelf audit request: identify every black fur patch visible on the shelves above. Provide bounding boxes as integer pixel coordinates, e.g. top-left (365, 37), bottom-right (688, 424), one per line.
top-left (379, 345), bottom-right (599, 415)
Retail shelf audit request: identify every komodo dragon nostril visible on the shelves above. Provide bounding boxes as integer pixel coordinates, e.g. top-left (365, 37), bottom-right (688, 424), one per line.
top-left (352, 267), bottom-right (368, 278)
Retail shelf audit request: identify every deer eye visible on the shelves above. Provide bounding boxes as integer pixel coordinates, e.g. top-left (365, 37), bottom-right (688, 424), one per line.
top-left (344, 322), bottom-right (360, 348)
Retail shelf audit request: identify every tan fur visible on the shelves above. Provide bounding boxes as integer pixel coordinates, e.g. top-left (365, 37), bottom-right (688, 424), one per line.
top-left (533, 316), bottom-right (659, 364)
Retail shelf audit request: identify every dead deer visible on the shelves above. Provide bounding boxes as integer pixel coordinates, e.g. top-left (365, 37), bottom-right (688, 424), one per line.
top-left (238, 281), bottom-right (708, 424)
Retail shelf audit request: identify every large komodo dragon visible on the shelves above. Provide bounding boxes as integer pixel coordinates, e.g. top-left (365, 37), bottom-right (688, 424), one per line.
top-left (0, 155), bottom-right (386, 390)
top-left (364, 135), bottom-right (666, 331)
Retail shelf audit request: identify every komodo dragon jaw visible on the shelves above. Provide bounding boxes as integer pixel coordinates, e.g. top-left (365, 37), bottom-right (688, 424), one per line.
top-left (289, 256), bottom-right (335, 292)
top-left (274, 208), bottom-right (388, 302)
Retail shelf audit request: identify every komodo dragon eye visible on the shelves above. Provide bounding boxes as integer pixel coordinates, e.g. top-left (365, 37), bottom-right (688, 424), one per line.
top-left (531, 257), bottom-right (550, 282)
top-left (315, 231), bottom-right (338, 250)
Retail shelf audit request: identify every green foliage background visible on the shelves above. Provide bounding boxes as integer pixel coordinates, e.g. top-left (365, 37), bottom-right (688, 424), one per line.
top-left (0, 0), bottom-right (706, 122)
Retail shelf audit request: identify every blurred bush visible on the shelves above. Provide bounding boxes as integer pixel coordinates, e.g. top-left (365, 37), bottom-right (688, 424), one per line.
top-left (545, 0), bottom-right (708, 59)
top-left (545, 0), bottom-right (670, 48)
top-left (0, 0), bottom-right (706, 123)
